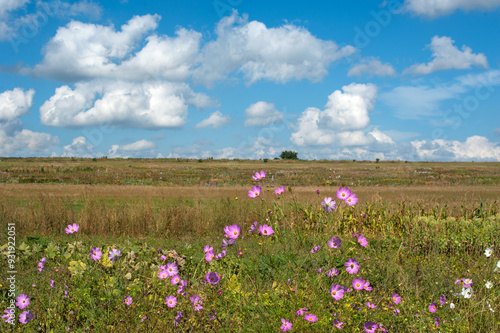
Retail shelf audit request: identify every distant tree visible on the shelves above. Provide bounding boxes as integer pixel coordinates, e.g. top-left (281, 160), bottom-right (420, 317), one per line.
top-left (280, 151), bottom-right (298, 160)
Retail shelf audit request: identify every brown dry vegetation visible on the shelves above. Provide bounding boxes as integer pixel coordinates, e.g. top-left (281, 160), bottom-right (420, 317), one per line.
top-left (0, 158), bottom-right (499, 244)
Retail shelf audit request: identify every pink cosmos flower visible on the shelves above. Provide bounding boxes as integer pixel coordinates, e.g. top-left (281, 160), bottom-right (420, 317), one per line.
top-left (165, 262), bottom-right (178, 276)
top-left (357, 235), bottom-right (368, 247)
top-left (352, 278), bottom-right (365, 291)
top-left (90, 247), bottom-right (102, 261)
top-left (158, 269), bottom-right (169, 280)
top-left (310, 245), bottom-right (321, 254)
top-left (123, 295), bottom-right (132, 306)
top-left (171, 274), bottom-right (181, 285)
top-left (346, 193), bottom-right (358, 206)
top-left (108, 248), bottom-right (122, 261)
top-left (345, 258), bottom-right (360, 274)
top-left (37, 262), bottom-right (44, 272)
top-left (462, 278), bottom-right (473, 288)
top-left (215, 250), bottom-right (227, 260)
top-left (19, 310), bottom-right (33, 324)
top-left (429, 302), bottom-right (437, 313)
top-left (248, 186), bottom-right (262, 198)
top-left (366, 302), bottom-right (377, 309)
top-left (65, 223), bottom-right (79, 234)
top-left (304, 314), bottom-right (317, 322)
top-left (3, 309), bottom-right (14, 323)
top-left (328, 236), bottom-right (342, 249)
top-left (333, 319), bottom-right (344, 329)
top-left (275, 186), bottom-right (285, 195)
top-left (330, 284), bottom-right (345, 300)
top-left (364, 321), bottom-right (378, 333)
top-left (177, 280), bottom-right (187, 295)
top-left (16, 294), bottom-right (30, 309)
top-left (206, 271), bottom-right (221, 285)
top-left (221, 238), bottom-right (235, 249)
top-left (393, 308), bottom-right (400, 316)
top-left (258, 224), bottom-right (274, 236)
top-left (190, 295), bottom-right (203, 311)
top-left (435, 316), bottom-right (440, 327)
top-left (252, 171), bottom-right (267, 181)
top-left (203, 245), bottom-right (213, 253)
top-left (363, 281), bottom-right (372, 291)
top-left (392, 293), bottom-right (401, 304)
top-left (336, 187), bottom-right (352, 200)
top-left (327, 268), bottom-right (339, 277)
top-left (165, 295), bottom-right (177, 308)
top-left (321, 197), bottom-right (336, 213)
top-left (224, 224), bottom-right (241, 239)
top-left (280, 318), bottom-right (292, 331)
top-left (296, 308), bottom-right (308, 316)
top-left (249, 221), bottom-right (258, 234)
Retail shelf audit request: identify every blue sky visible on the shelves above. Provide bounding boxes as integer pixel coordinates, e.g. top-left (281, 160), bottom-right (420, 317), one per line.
top-left (1, 0), bottom-right (500, 160)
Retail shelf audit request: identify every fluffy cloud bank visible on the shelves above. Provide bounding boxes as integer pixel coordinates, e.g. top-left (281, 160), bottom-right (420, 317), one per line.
top-left (194, 12), bottom-right (355, 86)
top-left (404, 36), bottom-right (488, 75)
top-left (244, 101), bottom-right (284, 127)
top-left (290, 83), bottom-right (383, 146)
top-left (108, 139), bottom-right (156, 158)
top-left (0, 88), bottom-right (59, 156)
top-left (195, 111), bottom-right (231, 129)
top-left (0, 88), bottom-right (35, 120)
top-left (411, 136), bottom-right (500, 161)
top-left (30, 14), bottom-right (200, 82)
top-left (40, 80), bottom-right (215, 128)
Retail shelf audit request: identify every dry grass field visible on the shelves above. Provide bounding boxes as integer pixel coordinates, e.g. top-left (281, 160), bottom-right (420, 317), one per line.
top-left (1, 158), bottom-right (500, 331)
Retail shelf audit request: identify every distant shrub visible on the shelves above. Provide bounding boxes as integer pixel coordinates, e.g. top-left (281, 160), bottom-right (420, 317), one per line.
top-left (280, 151), bottom-right (298, 160)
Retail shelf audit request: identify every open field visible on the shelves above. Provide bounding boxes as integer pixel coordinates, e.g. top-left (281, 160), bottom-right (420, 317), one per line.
top-left (0, 159), bottom-right (499, 331)
top-left (1, 158), bottom-right (500, 186)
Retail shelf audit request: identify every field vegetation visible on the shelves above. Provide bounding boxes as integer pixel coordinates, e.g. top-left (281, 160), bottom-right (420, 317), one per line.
top-left (0, 158), bottom-right (499, 332)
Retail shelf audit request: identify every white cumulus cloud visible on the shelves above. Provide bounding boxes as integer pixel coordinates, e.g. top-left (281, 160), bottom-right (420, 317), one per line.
top-left (244, 101), bottom-right (283, 127)
top-left (0, 88), bottom-right (35, 120)
top-left (194, 11), bottom-right (355, 86)
top-left (290, 83), bottom-right (383, 147)
top-left (108, 139), bottom-right (156, 158)
top-left (62, 136), bottom-right (95, 157)
top-left (404, 36), bottom-right (488, 75)
top-left (30, 14), bottom-right (200, 82)
top-left (40, 80), bottom-right (215, 128)
top-left (0, 119), bottom-right (59, 156)
top-left (411, 136), bottom-right (500, 161)
top-left (403, 0), bottom-right (500, 18)
top-left (194, 111), bottom-right (231, 129)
